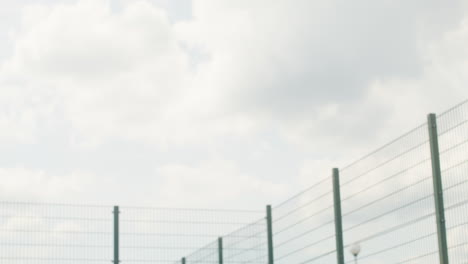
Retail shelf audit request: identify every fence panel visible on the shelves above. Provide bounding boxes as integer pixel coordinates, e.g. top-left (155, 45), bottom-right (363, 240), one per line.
top-left (272, 176), bottom-right (336, 264)
top-left (339, 123), bottom-right (439, 263)
top-left (119, 206), bottom-right (263, 264)
top-left (2, 100), bottom-right (468, 264)
top-left (0, 201), bottom-right (112, 263)
top-left (436, 100), bottom-right (468, 263)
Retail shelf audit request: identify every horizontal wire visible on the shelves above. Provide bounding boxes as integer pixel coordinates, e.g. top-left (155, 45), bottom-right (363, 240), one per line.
top-left (344, 211), bottom-right (435, 247)
top-left (184, 240), bottom-right (218, 261)
top-left (445, 197), bottom-right (468, 212)
top-left (0, 214), bottom-right (110, 222)
top-left (274, 177), bottom-right (330, 209)
top-left (273, 190), bottom-right (333, 223)
top-left (343, 160), bottom-right (468, 228)
top-left (121, 232), bottom-right (223, 238)
top-left (0, 201), bottom-right (263, 213)
top-left (0, 200), bottom-right (110, 208)
top-left (188, 250), bottom-right (218, 263)
top-left (0, 257), bottom-right (108, 262)
top-left (274, 219), bottom-right (334, 248)
top-left (128, 261), bottom-right (250, 264)
top-left (121, 246), bottom-right (215, 250)
top-left (350, 220), bottom-right (468, 263)
top-left (340, 123), bottom-right (427, 172)
top-left (0, 229), bottom-right (111, 235)
top-left (344, 194), bottom-right (432, 232)
top-left (240, 253), bottom-right (268, 264)
top-left (127, 260), bottom-right (214, 263)
top-left (347, 232), bottom-right (436, 263)
top-left (343, 176), bottom-right (431, 217)
top-left (223, 241), bottom-right (267, 261)
top-left (275, 234), bottom-right (335, 261)
top-left (395, 250), bottom-right (438, 264)
top-left (340, 158), bottom-right (430, 203)
top-left (222, 228), bottom-right (267, 249)
top-left (274, 204), bottom-right (334, 235)
top-left (217, 218), bottom-right (266, 249)
top-left (439, 136), bottom-right (468, 156)
top-left (437, 99), bottom-right (468, 118)
top-left (340, 140), bottom-right (428, 187)
top-left (439, 118), bottom-right (468, 137)
top-left (121, 205), bottom-right (263, 213)
top-left (120, 245), bottom-right (263, 251)
top-left (121, 219), bottom-right (257, 225)
top-left (295, 249), bottom-right (336, 264)
top-left (0, 243), bottom-right (110, 248)
top-left (441, 159), bottom-right (468, 182)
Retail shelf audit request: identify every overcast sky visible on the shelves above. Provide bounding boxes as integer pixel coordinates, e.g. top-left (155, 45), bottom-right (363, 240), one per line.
top-left (0, 0), bottom-right (467, 210)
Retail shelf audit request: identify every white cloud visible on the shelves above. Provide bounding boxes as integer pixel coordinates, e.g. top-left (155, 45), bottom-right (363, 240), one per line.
top-left (156, 159), bottom-right (286, 208)
top-left (0, 167), bottom-right (95, 200)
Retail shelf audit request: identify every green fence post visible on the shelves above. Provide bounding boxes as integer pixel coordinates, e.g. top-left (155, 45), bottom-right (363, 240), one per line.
top-left (182, 257), bottom-right (186, 264)
top-left (332, 168), bottom-right (345, 264)
top-left (113, 206), bottom-right (120, 264)
top-left (428, 113), bottom-right (450, 264)
top-left (266, 205), bottom-right (274, 264)
top-left (218, 237), bottom-right (223, 264)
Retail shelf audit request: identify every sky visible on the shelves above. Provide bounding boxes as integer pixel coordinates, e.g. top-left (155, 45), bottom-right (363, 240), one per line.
top-left (0, 0), bottom-right (468, 211)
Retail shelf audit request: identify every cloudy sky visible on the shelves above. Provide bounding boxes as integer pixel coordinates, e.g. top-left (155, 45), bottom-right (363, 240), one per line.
top-left (0, 0), bottom-right (467, 210)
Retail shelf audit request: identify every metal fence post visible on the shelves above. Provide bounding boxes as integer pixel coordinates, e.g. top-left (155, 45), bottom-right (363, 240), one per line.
top-left (332, 168), bottom-right (345, 264)
top-left (428, 113), bottom-right (450, 264)
top-left (182, 257), bottom-right (186, 264)
top-left (218, 237), bottom-right (223, 264)
top-left (266, 205), bottom-right (274, 264)
top-left (113, 206), bottom-right (120, 264)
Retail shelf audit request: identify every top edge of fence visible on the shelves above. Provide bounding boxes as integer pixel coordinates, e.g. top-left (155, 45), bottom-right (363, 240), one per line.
top-left (120, 205), bottom-right (263, 213)
top-left (220, 216), bottom-right (266, 238)
top-left (340, 122), bottom-right (428, 172)
top-left (184, 239), bottom-right (219, 259)
top-left (273, 176), bottom-right (331, 209)
top-left (183, 216), bottom-right (266, 260)
top-left (0, 201), bottom-right (263, 213)
top-left (0, 200), bottom-right (111, 208)
top-left (437, 98), bottom-right (468, 118)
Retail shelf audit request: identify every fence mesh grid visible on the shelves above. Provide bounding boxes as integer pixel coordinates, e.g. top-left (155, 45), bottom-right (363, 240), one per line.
top-left (0, 202), bottom-right (112, 263)
top-left (1, 100), bottom-right (468, 264)
top-left (437, 100), bottom-right (468, 263)
top-left (272, 177), bottom-right (336, 264)
top-left (339, 123), bottom-right (438, 263)
top-left (119, 206), bottom-right (263, 264)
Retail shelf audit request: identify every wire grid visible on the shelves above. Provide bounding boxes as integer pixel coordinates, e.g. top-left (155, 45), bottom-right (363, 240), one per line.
top-left (0, 201), bottom-right (112, 263)
top-left (339, 123), bottom-right (438, 263)
top-left (180, 216), bottom-right (268, 264)
top-left (437, 99), bottom-right (468, 263)
top-left (272, 176), bottom-right (336, 264)
top-left (119, 206), bottom-right (264, 264)
top-left (184, 239), bottom-right (218, 264)
top-left (222, 217), bottom-right (268, 264)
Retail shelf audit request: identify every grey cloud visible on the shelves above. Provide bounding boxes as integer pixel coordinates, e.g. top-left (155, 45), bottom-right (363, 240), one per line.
top-left (183, 0), bottom-right (466, 119)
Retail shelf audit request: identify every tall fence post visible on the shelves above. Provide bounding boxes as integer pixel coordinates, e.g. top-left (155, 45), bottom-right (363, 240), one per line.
top-left (182, 257), bottom-right (186, 264)
top-left (218, 237), bottom-right (223, 264)
top-left (266, 205), bottom-right (274, 264)
top-left (332, 168), bottom-right (345, 264)
top-left (427, 113), bottom-right (450, 264)
top-left (113, 206), bottom-right (120, 264)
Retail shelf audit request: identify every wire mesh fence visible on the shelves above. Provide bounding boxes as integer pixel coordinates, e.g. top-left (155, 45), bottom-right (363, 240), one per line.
top-left (0, 201), bottom-right (112, 263)
top-left (0, 203), bottom-right (263, 264)
top-left (437, 100), bottom-right (468, 263)
top-left (339, 123), bottom-right (438, 263)
top-left (272, 177), bottom-right (336, 264)
top-left (1, 100), bottom-right (468, 264)
top-left (119, 206), bottom-right (263, 264)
